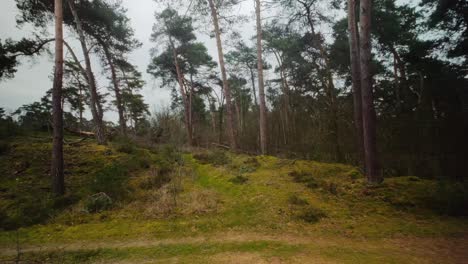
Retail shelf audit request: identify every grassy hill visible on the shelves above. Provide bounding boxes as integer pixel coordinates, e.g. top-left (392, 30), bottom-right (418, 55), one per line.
top-left (0, 135), bottom-right (467, 263)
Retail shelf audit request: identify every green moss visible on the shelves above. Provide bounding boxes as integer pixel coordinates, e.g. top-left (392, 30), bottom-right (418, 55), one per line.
top-left (9, 241), bottom-right (301, 263)
top-left (1, 139), bottom-right (467, 263)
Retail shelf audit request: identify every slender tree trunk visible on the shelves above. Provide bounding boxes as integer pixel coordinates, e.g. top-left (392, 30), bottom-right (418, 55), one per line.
top-left (272, 50), bottom-right (291, 139)
top-left (218, 91), bottom-right (225, 144)
top-left (78, 82), bottom-right (83, 131)
top-left (168, 36), bottom-right (193, 146)
top-left (325, 71), bottom-right (342, 162)
top-left (102, 44), bottom-right (126, 136)
top-left (208, 0), bottom-right (237, 150)
top-left (359, 0), bottom-right (381, 184)
top-left (249, 68), bottom-right (258, 108)
top-left (68, 0), bottom-right (106, 144)
top-left (255, 0), bottom-right (268, 154)
top-left (51, 0), bottom-right (64, 196)
top-left (207, 95), bottom-right (217, 134)
top-left (189, 75), bottom-right (195, 144)
top-left (392, 53), bottom-right (401, 111)
top-left (348, 0), bottom-right (365, 169)
top-left (235, 98), bottom-right (242, 134)
top-left (303, 1), bottom-right (342, 162)
top-left (249, 67), bottom-right (261, 148)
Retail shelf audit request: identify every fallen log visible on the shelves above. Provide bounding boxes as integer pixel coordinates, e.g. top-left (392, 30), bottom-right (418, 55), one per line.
top-left (64, 127), bottom-right (95, 137)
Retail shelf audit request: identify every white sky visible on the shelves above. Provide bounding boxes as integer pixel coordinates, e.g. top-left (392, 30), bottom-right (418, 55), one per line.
top-left (0, 0), bottom-right (257, 121)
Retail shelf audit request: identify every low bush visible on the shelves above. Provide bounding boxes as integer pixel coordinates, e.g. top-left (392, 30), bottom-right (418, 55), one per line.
top-left (84, 192), bottom-right (113, 213)
top-left (428, 181), bottom-right (468, 216)
top-left (0, 193), bottom-right (55, 230)
top-left (238, 165), bottom-right (256, 174)
top-left (88, 164), bottom-right (128, 199)
top-left (194, 150), bottom-right (230, 166)
top-left (288, 194), bottom-right (309, 206)
top-left (289, 170), bottom-right (320, 189)
top-left (244, 157), bottom-right (260, 169)
top-left (229, 175), bottom-right (249, 184)
top-left (0, 141), bottom-right (10, 155)
top-left (113, 137), bottom-right (136, 154)
top-left (297, 206), bottom-right (327, 223)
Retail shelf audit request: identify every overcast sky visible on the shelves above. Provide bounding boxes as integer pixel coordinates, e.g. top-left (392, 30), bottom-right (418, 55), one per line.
top-left (0, 0), bottom-right (257, 121)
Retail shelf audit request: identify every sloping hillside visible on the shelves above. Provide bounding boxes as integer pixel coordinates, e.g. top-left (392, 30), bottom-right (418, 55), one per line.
top-left (0, 136), bottom-right (467, 263)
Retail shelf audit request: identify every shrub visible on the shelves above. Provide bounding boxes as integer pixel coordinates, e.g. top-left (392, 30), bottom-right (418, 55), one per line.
top-left (238, 165), bottom-right (256, 174)
top-left (289, 170), bottom-right (319, 189)
top-left (325, 181), bottom-right (339, 195)
top-left (229, 175), bottom-right (249, 184)
top-left (345, 169), bottom-right (362, 180)
top-left (244, 157), bottom-right (260, 169)
top-left (1, 194), bottom-right (55, 230)
top-left (288, 194), bottom-right (309, 206)
top-left (298, 206), bottom-right (327, 223)
top-left (116, 143), bottom-right (135, 154)
top-left (89, 165), bottom-right (128, 199)
top-left (113, 136), bottom-right (136, 154)
top-left (160, 144), bottom-right (182, 164)
top-left (194, 150), bottom-right (230, 166)
top-left (428, 181), bottom-right (468, 216)
top-left (139, 168), bottom-right (172, 190)
top-left (84, 193), bottom-right (112, 213)
top-left (0, 141), bottom-right (10, 155)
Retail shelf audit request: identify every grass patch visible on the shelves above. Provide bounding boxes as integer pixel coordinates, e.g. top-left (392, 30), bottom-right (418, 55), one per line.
top-left (229, 175), bottom-right (249, 184)
top-left (193, 150), bottom-right (230, 166)
top-left (7, 241), bottom-right (301, 263)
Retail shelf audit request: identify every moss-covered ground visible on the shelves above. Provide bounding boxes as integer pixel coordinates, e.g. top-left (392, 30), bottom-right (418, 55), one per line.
top-left (0, 136), bottom-right (467, 263)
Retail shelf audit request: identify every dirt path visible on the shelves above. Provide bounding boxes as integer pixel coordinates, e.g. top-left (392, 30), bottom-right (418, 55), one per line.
top-left (1, 232), bottom-right (467, 263)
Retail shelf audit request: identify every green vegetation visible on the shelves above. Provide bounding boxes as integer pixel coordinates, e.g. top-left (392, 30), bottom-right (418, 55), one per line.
top-left (0, 138), bottom-right (467, 262)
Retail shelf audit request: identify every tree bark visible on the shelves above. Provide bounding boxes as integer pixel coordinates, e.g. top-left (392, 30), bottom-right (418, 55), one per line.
top-left (255, 0), bottom-right (268, 154)
top-left (249, 68), bottom-right (258, 108)
top-left (68, 0), bottom-right (106, 145)
top-left (359, 0), bottom-right (381, 184)
top-left (272, 50), bottom-right (291, 140)
top-left (168, 35), bottom-right (193, 146)
top-left (348, 0), bottom-right (365, 168)
top-left (208, 0), bottom-right (237, 150)
top-left (51, 0), bottom-right (64, 196)
top-left (102, 44), bottom-right (126, 136)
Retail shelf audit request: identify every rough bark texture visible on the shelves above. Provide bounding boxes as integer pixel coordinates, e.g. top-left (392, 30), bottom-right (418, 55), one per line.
top-left (208, 0), bottom-right (238, 150)
top-left (359, 0), bottom-right (382, 184)
top-left (51, 0), bottom-right (64, 196)
top-left (68, 0), bottom-right (106, 145)
top-left (347, 0), bottom-right (365, 169)
top-left (255, 0), bottom-right (268, 154)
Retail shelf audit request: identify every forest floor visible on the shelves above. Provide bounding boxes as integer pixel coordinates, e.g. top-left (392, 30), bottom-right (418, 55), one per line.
top-left (0, 135), bottom-right (467, 263)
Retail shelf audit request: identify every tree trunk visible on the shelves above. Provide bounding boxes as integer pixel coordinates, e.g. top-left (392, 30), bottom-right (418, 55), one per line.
top-left (68, 0), bottom-right (106, 145)
top-left (102, 44), bottom-right (126, 136)
top-left (272, 50), bottom-right (291, 140)
top-left (255, 0), bottom-right (268, 154)
top-left (218, 92), bottom-right (225, 144)
top-left (51, 0), bottom-right (64, 196)
top-left (324, 69), bottom-right (342, 162)
top-left (168, 36), bottom-right (193, 146)
top-left (77, 78), bottom-right (84, 131)
top-left (208, 0), bottom-right (237, 150)
top-left (189, 74), bottom-right (195, 144)
top-left (348, 0), bottom-right (365, 169)
top-left (249, 68), bottom-right (258, 108)
top-left (359, 0), bottom-right (381, 184)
